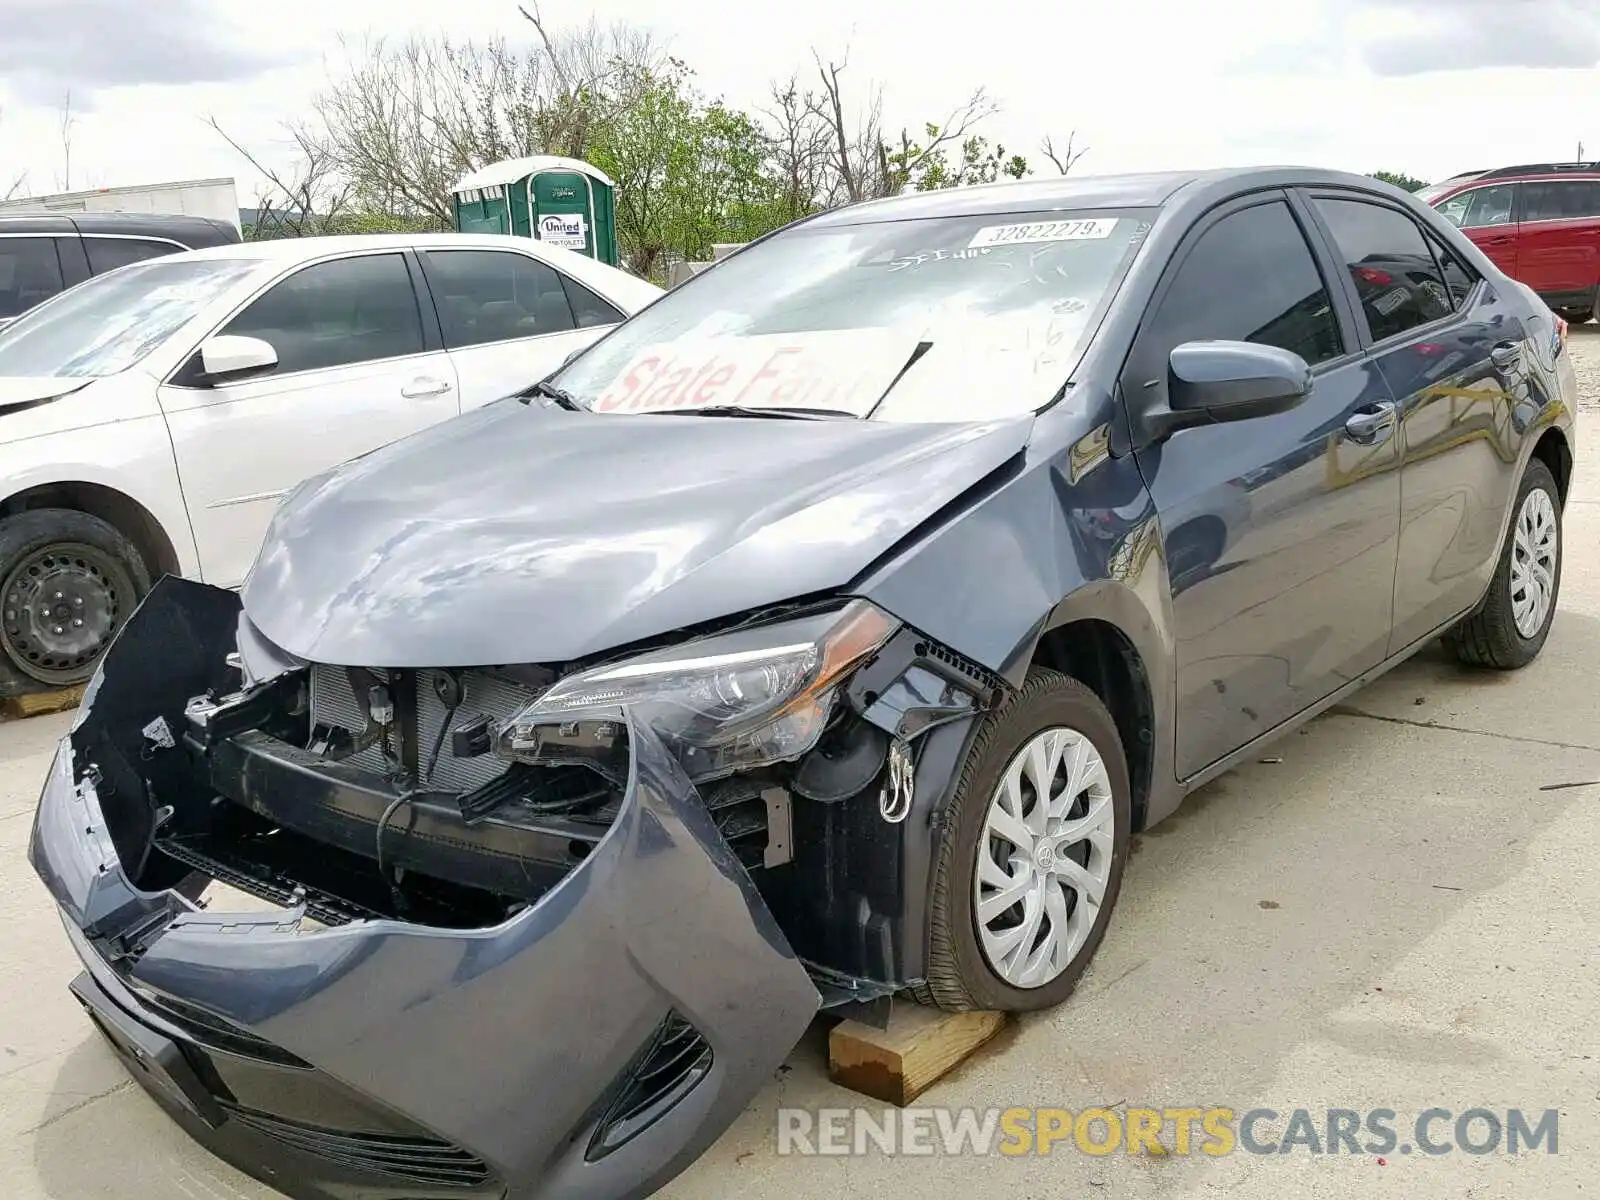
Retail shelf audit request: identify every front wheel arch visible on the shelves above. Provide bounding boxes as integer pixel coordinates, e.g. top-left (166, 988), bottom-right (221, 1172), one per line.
top-left (1030, 616), bottom-right (1157, 833)
top-left (1, 481), bottom-right (183, 581)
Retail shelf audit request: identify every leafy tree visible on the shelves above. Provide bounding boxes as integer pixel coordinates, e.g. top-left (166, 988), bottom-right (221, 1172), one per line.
top-left (885, 127), bottom-right (1029, 192)
top-left (1372, 170), bottom-right (1428, 192)
top-left (208, 12), bottom-right (1079, 269)
top-left (586, 61), bottom-right (785, 279)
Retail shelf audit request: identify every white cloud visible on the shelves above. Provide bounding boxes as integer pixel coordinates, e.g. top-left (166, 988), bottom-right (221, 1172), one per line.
top-left (1, 0), bottom-right (1598, 204)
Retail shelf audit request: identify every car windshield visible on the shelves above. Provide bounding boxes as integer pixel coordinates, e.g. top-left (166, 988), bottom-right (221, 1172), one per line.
top-left (0, 257), bottom-right (260, 378)
top-left (553, 207), bottom-right (1152, 421)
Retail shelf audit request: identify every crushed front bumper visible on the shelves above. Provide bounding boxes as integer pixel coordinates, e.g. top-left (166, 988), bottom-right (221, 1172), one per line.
top-left (29, 586), bottom-right (820, 1200)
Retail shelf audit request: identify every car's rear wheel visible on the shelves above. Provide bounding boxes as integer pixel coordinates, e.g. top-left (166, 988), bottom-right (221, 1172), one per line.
top-left (918, 669), bottom-right (1131, 1013)
top-left (0, 509), bottom-right (150, 689)
top-left (1445, 459), bottom-right (1562, 669)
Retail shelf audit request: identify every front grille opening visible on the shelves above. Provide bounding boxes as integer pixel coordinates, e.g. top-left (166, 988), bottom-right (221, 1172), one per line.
top-left (121, 659), bottom-right (637, 931)
top-left (587, 1012), bottom-right (714, 1160)
top-left (155, 804), bottom-right (520, 930)
top-left (220, 1102), bottom-right (492, 1188)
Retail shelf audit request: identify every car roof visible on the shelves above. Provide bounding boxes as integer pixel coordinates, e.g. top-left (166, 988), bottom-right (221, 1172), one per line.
top-left (186, 231), bottom-right (601, 261)
top-left (176, 231), bottom-right (633, 269)
top-left (0, 211), bottom-right (238, 245)
top-left (800, 166), bottom-right (1421, 227)
top-left (1427, 164), bottom-right (1600, 195)
top-left (169, 232), bottom-right (661, 304)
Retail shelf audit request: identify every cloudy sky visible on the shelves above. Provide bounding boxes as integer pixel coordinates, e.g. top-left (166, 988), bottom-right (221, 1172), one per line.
top-left (2, 0), bottom-right (1598, 203)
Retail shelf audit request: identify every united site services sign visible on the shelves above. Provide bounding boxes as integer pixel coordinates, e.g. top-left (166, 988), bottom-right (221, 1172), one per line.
top-left (538, 213), bottom-right (588, 251)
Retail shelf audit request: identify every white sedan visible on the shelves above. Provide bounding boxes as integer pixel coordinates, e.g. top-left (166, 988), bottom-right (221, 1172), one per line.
top-left (0, 232), bottom-right (660, 692)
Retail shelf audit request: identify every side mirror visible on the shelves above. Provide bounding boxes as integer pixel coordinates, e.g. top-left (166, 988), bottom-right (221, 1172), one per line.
top-left (1168, 340), bottom-right (1312, 419)
top-left (1135, 340), bottom-right (1311, 446)
top-left (198, 334), bottom-right (277, 384)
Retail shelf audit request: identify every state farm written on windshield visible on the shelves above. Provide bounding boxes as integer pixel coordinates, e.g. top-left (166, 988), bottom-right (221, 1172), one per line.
top-left (590, 329), bottom-right (915, 417)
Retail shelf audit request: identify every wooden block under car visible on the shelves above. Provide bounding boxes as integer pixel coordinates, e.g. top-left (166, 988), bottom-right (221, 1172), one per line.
top-left (828, 1002), bottom-right (1009, 1106)
top-left (2, 683), bottom-right (85, 720)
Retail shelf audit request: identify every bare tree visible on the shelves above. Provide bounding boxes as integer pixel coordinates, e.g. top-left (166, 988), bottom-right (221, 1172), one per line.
top-left (55, 90), bottom-right (75, 192)
top-left (1041, 130), bottom-right (1089, 175)
top-left (806, 49), bottom-right (997, 201)
top-left (310, 36), bottom-right (466, 225)
top-left (760, 75), bottom-right (833, 219)
top-left (308, 13), bottom-right (661, 226)
top-left (515, 2), bottom-right (658, 158)
top-left (205, 116), bottom-right (352, 238)
top-left (808, 51), bottom-right (881, 203)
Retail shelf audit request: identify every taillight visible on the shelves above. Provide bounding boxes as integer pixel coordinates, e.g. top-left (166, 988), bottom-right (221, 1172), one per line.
top-left (1557, 315), bottom-right (1569, 346)
top-left (1355, 266), bottom-right (1394, 286)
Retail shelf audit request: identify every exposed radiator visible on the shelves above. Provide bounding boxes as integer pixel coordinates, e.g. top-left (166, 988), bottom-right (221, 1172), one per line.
top-left (308, 665), bottom-right (540, 793)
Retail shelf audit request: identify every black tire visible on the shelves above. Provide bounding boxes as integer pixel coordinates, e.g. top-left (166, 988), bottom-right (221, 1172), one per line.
top-left (1558, 307), bottom-right (1592, 325)
top-left (1445, 459), bottom-right (1562, 669)
top-left (0, 508), bottom-right (150, 689)
top-left (917, 669), bottom-right (1132, 1013)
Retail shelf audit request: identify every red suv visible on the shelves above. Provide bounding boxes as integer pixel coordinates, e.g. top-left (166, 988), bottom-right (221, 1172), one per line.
top-left (1421, 162), bottom-right (1600, 321)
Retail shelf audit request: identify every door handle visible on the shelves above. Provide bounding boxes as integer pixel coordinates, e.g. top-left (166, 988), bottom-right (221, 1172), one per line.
top-left (1489, 342), bottom-right (1523, 370)
top-left (1344, 401), bottom-right (1397, 444)
top-left (401, 376), bottom-right (453, 399)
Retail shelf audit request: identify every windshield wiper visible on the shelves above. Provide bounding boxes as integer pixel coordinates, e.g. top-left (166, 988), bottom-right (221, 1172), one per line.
top-left (650, 405), bottom-right (849, 421)
top-left (517, 379), bottom-right (582, 409)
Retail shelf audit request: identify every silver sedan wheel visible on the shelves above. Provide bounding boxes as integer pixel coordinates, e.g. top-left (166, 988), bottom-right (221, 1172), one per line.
top-left (1510, 487), bottom-right (1559, 639)
top-left (974, 727), bottom-right (1115, 989)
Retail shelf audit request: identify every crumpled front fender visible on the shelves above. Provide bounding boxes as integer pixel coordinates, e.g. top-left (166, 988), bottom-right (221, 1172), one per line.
top-left (30, 576), bottom-right (821, 1200)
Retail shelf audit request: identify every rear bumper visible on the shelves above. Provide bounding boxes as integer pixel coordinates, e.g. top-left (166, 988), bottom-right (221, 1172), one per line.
top-left (31, 648), bottom-right (819, 1199)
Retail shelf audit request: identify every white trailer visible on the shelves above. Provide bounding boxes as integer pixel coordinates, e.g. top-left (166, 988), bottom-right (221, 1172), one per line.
top-left (0, 177), bottom-right (240, 233)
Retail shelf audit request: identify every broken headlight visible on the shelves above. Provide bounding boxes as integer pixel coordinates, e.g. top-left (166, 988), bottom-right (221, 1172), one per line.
top-left (497, 600), bottom-right (898, 781)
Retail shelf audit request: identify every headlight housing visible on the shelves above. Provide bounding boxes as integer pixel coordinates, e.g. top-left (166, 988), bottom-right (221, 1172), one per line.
top-left (497, 600), bottom-right (898, 781)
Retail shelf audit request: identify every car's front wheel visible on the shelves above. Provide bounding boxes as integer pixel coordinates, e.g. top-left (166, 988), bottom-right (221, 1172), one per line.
top-left (0, 508), bottom-right (150, 689)
top-left (919, 669), bottom-right (1131, 1013)
top-left (1445, 458), bottom-right (1562, 669)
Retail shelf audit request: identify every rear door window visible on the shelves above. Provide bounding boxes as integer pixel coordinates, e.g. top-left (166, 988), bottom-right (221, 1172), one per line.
top-left (1522, 179), bottom-right (1600, 222)
top-left (1312, 197), bottom-right (1454, 342)
top-left (1436, 184), bottom-right (1517, 230)
top-left (1423, 233), bottom-right (1480, 310)
top-left (422, 250), bottom-right (578, 348)
top-left (561, 275), bottom-right (625, 328)
top-left (85, 236), bottom-right (183, 274)
top-left (0, 237), bottom-right (66, 319)
top-left (1132, 199), bottom-right (1345, 385)
top-left (220, 253), bottom-right (425, 375)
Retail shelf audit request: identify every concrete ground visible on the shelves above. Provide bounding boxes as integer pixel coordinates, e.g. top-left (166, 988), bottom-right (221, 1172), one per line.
top-left (4, 341), bottom-right (1600, 1200)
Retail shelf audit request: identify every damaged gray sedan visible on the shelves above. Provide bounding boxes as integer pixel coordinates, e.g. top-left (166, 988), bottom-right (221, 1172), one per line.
top-left (30, 167), bottom-right (1576, 1199)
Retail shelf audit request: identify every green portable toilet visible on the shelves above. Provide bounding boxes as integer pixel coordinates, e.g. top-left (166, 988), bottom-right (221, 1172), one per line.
top-left (450, 156), bottom-right (619, 266)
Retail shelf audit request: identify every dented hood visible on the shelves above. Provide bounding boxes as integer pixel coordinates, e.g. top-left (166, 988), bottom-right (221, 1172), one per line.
top-left (242, 399), bottom-right (1032, 666)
